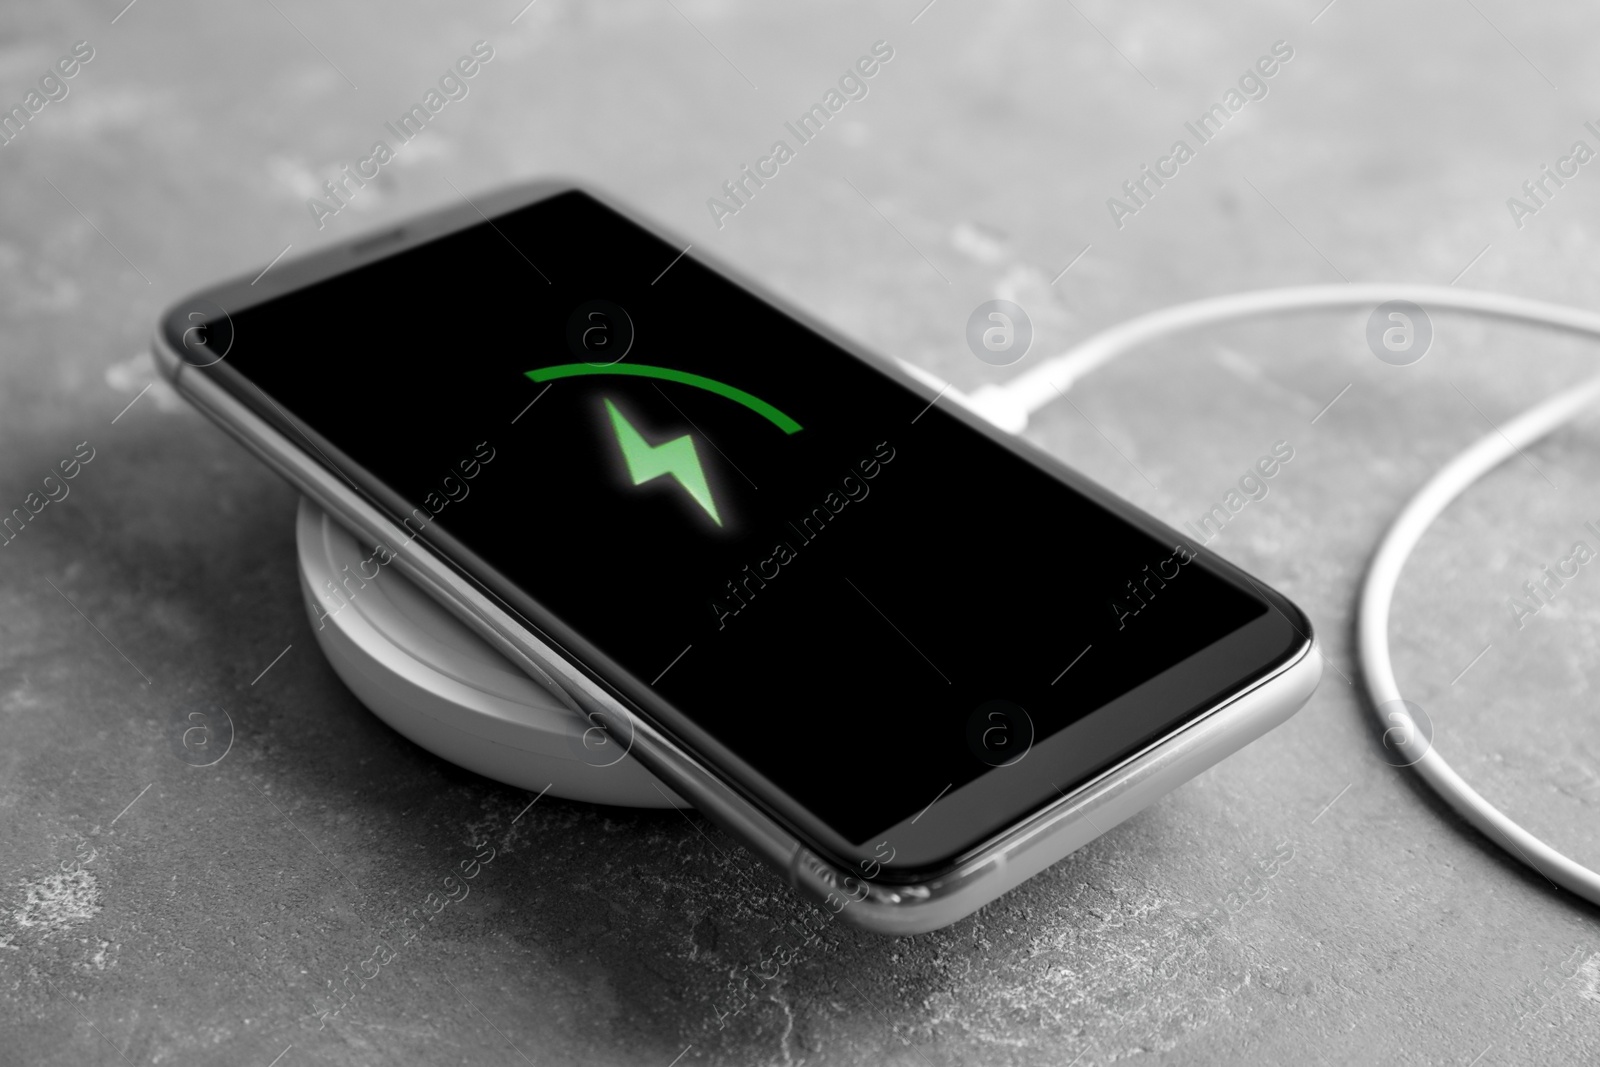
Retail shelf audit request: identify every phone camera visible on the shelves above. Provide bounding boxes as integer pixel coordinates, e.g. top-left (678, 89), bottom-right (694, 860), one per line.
top-left (966, 699), bottom-right (1034, 767)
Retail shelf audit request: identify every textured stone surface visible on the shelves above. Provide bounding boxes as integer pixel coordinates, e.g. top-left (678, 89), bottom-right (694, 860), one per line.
top-left (5, 1), bottom-right (1600, 1064)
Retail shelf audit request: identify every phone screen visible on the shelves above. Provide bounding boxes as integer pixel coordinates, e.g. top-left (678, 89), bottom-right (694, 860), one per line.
top-left (174, 189), bottom-right (1300, 869)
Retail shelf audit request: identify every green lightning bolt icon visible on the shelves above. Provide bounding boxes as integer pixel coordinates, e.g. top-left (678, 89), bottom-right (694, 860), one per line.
top-left (603, 398), bottom-right (722, 526)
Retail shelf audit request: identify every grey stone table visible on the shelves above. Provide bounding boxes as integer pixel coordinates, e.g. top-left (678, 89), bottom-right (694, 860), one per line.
top-left (6, 1), bottom-right (1600, 1063)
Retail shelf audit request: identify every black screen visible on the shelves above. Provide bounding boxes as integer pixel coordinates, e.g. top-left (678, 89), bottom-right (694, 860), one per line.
top-left (190, 190), bottom-right (1270, 848)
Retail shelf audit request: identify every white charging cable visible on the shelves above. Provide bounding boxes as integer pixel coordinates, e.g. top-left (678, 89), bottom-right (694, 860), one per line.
top-left (966, 283), bottom-right (1600, 906)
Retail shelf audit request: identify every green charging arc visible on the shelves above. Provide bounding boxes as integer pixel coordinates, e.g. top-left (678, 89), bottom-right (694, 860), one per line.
top-left (523, 364), bottom-right (803, 434)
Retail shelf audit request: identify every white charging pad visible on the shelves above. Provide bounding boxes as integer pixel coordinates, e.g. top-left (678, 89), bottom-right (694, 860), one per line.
top-left (295, 497), bottom-right (685, 807)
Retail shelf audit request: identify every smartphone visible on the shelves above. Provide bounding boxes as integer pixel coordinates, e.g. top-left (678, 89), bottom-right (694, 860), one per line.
top-left (154, 180), bottom-right (1321, 935)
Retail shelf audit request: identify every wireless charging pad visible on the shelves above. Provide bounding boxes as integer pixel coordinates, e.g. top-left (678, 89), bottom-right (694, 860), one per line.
top-left (294, 497), bottom-right (685, 808)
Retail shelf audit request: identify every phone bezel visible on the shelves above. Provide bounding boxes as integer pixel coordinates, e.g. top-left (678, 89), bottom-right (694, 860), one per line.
top-left (159, 178), bottom-right (1315, 884)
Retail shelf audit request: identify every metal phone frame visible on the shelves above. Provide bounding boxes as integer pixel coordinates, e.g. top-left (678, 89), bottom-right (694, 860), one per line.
top-left (152, 179), bottom-right (1322, 935)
